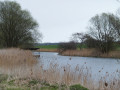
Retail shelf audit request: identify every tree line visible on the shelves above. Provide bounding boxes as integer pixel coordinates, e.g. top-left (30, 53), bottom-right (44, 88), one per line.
top-left (0, 0), bottom-right (120, 52)
top-left (59, 13), bottom-right (120, 53)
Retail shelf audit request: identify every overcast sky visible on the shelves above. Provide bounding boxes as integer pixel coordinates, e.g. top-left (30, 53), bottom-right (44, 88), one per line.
top-left (2, 0), bottom-right (120, 43)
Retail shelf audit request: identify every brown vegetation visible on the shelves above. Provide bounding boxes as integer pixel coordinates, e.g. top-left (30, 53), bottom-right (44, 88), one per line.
top-left (37, 48), bottom-right (58, 52)
top-left (0, 48), bottom-right (120, 90)
top-left (60, 49), bottom-right (120, 58)
top-left (0, 48), bottom-right (37, 68)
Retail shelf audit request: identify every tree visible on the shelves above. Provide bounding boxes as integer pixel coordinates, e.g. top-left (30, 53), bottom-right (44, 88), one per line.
top-left (109, 11), bottom-right (120, 38)
top-left (88, 13), bottom-right (118, 53)
top-left (83, 34), bottom-right (97, 48)
top-left (0, 1), bottom-right (42, 48)
top-left (70, 33), bottom-right (85, 49)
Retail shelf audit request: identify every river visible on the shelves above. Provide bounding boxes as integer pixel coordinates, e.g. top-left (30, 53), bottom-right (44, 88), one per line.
top-left (34, 52), bottom-right (120, 81)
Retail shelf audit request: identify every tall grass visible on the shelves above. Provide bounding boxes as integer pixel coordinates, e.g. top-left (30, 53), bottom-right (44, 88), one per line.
top-left (0, 48), bottom-right (120, 90)
top-left (37, 48), bottom-right (58, 52)
top-left (0, 48), bottom-right (37, 68)
top-left (61, 49), bottom-right (120, 58)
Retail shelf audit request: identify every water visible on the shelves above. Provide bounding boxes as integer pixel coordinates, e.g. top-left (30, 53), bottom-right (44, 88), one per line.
top-left (34, 52), bottom-right (120, 80)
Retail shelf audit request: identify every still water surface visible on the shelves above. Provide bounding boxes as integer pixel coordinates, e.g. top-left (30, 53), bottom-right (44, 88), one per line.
top-left (34, 52), bottom-right (120, 80)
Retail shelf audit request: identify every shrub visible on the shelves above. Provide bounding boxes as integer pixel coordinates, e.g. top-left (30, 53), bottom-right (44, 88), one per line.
top-left (58, 41), bottom-right (77, 53)
top-left (84, 34), bottom-right (114, 53)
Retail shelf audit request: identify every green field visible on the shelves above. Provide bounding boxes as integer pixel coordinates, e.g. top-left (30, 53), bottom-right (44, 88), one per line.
top-left (35, 44), bottom-right (87, 50)
top-left (35, 45), bottom-right (58, 49)
top-left (35, 43), bottom-right (120, 51)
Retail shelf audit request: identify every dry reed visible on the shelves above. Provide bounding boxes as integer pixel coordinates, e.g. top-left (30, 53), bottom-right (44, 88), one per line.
top-left (0, 48), bottom-right (37, 68)
top-left (0, 48), bottom-right (120, 90)
top-left (37, 48), bottom-right (58, 52)
top-left (61, 49), bottom-right (120, 58)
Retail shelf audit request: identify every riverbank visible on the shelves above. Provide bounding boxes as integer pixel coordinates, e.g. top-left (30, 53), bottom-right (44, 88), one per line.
top-left (60, 49), bottom-right (120, 59)
top-left (0, 74), bottom-right (88, 90)
top-left (1, 48), bottom-right (120, 90)
top-left (0, 48), bottom-right (88, 90)
top-left (37, 48), bottom-right (120, 59)
top-left (37, 48), bottom-right (58, 52)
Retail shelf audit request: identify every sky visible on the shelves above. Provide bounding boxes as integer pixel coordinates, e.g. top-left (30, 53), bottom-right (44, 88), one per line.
top-left (1, 0), bottom-right (120, 43)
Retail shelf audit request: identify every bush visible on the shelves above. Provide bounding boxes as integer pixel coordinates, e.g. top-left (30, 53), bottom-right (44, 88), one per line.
top-left (84, 34), bottom-right (114, 53)
top-left (58, 41), bottom-right (77, 53)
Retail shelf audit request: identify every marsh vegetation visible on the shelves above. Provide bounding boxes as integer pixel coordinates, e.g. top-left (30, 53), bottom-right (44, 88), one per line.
top-left (0, 1), bottom-right (120, 90)
top-left (0, 49), bottom-right (120, 90)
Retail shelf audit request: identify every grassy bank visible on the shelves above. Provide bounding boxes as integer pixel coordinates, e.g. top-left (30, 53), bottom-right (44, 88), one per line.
top-left (0, 48), bottom-right (88, 90)
top-left (1, 48), bottom-right (120, 90)
top-left (35, 44), bottom-right (120, 58)
top-left (36, 45), bottom-right (58, 52)
top-left (0, 75), bottom-right (88, 90)
top-left (37, 48), bottom-right (58, 52)
top-left (60, 49), bottom-right (120, 58)
top-left (36, 47), bottom-right (120, 58)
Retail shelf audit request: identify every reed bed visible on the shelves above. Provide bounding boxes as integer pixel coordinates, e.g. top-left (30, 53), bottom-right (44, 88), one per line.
top-left (37, 48), bottom-right (58, 52)
top-left (61, 49), bottom-right (94, 57)
top-left (0, 48), bottom-right (120, 90)
top-left (0, 48), bottom-right (37, 68)
top-left (61, 49), bottom-right (120, 58)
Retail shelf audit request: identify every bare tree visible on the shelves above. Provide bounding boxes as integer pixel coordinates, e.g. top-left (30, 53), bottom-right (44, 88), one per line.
top-left (0, 1), bottom-right (42, 48)
top-left (88, 13), bottom-right (118, 53)
top-left (110, 10), bottom-right (120, 38)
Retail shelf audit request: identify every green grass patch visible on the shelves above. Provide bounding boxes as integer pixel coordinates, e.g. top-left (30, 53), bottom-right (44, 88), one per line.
top-left (8, 80), bottom-right (15, 85)
top-left (70, 84), bottom-right (88, 90)
top-left (0, 75), bottom-right (88, 90)
top-left (40, 86), bottom-right (58, 90)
